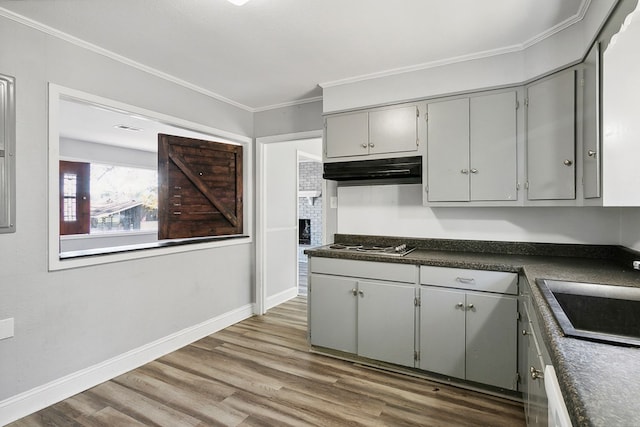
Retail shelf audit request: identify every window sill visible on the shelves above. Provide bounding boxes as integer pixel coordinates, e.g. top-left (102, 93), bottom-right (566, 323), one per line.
top-left (60, 230), bottom-right (157, 240)
top-left (59, 234), bottom-right (250, 260)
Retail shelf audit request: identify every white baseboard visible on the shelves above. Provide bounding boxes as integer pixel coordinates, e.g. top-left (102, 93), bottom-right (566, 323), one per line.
top-left (265, 287), bottom-right (299, 311)
top-left (0, 303), bottom-right (254, 426)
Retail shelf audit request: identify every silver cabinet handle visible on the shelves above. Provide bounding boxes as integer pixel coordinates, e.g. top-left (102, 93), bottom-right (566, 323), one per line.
top-left (467, 304), bottom-right (475, 310)
top-left (470, 168), bottom-right (478, 174)
top-left (588, 150), bottom-right (597, 157)
top-left (358, 290), bottom-right (364, 297)
top-left (530, 366), bottom-right (544, 380)
top-left (461, 169), bottom-right (469, 174)
top-left (456, 277), bottom-right (475, 284)
top-left (522, 329), bottom-right (529, 336)
top-left (361, 143), bottom-right (368, 148)
top-left (369, 143), bottom-right (375, 148)
top-left (351, 288), bottom-right (358, 296)
top-left (455, 302), bottom-right (464, 309)
top-left (564, 159), bottom-right (573, 166)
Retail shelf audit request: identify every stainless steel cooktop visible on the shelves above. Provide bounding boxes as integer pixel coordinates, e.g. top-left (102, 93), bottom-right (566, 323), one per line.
top-left (325, 243), bottom-right (416, 257)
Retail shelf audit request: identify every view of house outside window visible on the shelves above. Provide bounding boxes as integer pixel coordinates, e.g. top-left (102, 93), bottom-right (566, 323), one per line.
top-left (90, 163), bottom-right (158, 233)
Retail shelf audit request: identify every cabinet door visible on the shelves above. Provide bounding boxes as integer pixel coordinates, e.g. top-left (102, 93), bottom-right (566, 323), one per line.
top-left (470, 91), bottom-right (518, 201)
top-left (527, 310), bottom-right (548, 427)
top-left (309, 274), bottom-right (357, 353)
top-left (357, 280), bottom-right (416, 367)
top-left (526, 71), bottom-right (576, 200)
top-left (465, 292), bottom-right (518, 390)
top-left (420, 287), bottom-right (466, 378)
top-left (325, 112), bottom-right (369, 158)
top-left (369, 105), bottom-right (418, 155)
top-left (518, 296), bottom-right (530, 394)
top-left (583, 43), bottom-right (601, 199)
top-left (427, 98), bottom-right (470, 201)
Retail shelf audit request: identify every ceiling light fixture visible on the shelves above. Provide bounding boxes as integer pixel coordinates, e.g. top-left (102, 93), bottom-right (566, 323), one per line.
top-left (114, 124), bottom-right (143, 132)
top-left (226, 0), bottom-right (251, 5)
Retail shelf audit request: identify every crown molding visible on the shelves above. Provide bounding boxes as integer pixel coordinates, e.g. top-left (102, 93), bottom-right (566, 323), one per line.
top-left (0, 7), bottom-right (257, 112)
top-left (320, 0), bottom-right (591, 89)
top-left (253, 96), bottom-right (323, 112)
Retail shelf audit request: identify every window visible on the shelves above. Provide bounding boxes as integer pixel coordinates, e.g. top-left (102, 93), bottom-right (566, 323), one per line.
top-left (89, 164), bottom-right (157, 234)
top-left (59, 161), bottom-right (158, 236)
top-left (49, 85), bottom-right (252, 270)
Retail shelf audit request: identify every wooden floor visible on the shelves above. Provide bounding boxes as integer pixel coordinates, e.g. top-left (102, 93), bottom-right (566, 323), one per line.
top-left (298, 261), bottom-right (308, 295)
top-left (11, 297), bottom-right (525, 426)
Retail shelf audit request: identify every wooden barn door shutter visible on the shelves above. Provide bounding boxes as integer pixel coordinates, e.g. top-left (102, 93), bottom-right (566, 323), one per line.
top-left (158, 134), bottom-right (243, 240)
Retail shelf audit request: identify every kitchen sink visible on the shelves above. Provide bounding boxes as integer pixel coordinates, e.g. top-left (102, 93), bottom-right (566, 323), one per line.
top-left (536, 279), bottom-right (640, 347)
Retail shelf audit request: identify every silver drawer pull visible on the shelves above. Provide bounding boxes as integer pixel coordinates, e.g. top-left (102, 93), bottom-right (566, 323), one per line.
top-left (456, 277), bottom-right (475, 284)
top-left (530, 366), bottom-right (544, 380)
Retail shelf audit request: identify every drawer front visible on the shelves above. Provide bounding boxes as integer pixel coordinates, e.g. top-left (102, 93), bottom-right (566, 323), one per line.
top-left (420, 265), bottom-right (517, 295)
top-left (310, 257), bottom-right (417, 283)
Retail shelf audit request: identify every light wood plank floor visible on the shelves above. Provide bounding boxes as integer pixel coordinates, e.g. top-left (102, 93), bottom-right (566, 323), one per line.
top-left (10, 297), bottom-right (525, 426)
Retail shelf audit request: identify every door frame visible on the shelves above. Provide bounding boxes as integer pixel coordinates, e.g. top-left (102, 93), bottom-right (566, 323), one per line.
top-left (255, 130), bottom-right (323, 315)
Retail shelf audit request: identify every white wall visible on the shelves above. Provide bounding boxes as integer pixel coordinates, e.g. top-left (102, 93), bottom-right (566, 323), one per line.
top-left (620, 209), bottom-right (640, 251)
top-left (0, 13), bottom-right (254, 414)
top-left (337, 185), bottom-right (622, 244)
top-left (254, 100), bottom-right (324, 138)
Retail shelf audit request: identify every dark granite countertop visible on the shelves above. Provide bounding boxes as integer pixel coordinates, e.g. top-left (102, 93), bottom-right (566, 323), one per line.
top-left (304, 235), bottom-right (640, 427)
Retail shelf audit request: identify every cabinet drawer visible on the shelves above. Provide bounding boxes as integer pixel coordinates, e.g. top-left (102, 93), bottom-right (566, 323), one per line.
top-left (311, 257), bottom-right (417, 283)
top-left (420, 265), bottom-right (517, 295)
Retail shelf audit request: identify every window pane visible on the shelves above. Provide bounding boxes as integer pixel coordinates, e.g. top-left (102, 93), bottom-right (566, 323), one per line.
top-left (63, 173), bottom-right (77, 222)
top-left (90, 164), bottom-right (158, 233)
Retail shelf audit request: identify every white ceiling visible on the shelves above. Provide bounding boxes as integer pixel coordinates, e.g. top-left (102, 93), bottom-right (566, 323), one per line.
top-left (1, 0), bottom-right (587, 111)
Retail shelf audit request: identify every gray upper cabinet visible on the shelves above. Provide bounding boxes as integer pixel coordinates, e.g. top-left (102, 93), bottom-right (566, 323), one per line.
top-left (325, 104), bottom-right (418, 159)
top-left (325, 111), bottom-right (369, 158)
top-left (582, 43), bottom-right (601, 199)
top-left (470, 92), bottom-right (518, 201)
top-left (427, 98), bottom-right (470, 201)
top-left (426, 91), bottom-right (517, 203)
top-left (526, 70), bottom-right (576, 200)
top-left (368, 105), bottom-right (419, 155)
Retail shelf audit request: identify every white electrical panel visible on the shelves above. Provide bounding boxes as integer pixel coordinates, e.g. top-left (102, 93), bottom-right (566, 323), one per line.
top-left (0, 73), bottom-right (15, 233)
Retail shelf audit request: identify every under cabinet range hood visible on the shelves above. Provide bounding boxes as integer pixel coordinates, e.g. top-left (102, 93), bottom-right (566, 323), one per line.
top-left (323, 156), bottom-right (422, 185)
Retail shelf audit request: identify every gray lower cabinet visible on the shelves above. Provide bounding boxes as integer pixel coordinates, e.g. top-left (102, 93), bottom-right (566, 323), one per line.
top-left (309, 258), bottom-right (520, 391)
top-left (357, 280), bottom-right (416, 367)
top-left (308, 258), bottom-right (418, 367)
top-left (419, 265), bottom-right (518, 390)
top-left (525, 303), bottom-right (548, 427)
top-left (521, 279), bottom-right (551, 427)
top-left (309, 274), bottom-right (357, 353)
top-left (420, 286), bottom-right (518, 389)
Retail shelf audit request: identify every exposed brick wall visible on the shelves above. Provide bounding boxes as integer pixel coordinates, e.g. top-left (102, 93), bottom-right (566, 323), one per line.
top-left (298, 161), bottom-right (323, 261)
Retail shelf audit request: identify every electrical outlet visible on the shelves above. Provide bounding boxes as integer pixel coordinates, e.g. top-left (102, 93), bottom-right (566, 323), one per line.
top-left (0, 318), bottom-right (14, 340)
top-left (330, 196), bottom-right (338, 209)
top-left (633, 261), bottom-right (640, 270)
